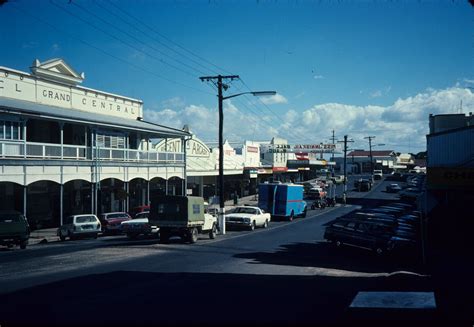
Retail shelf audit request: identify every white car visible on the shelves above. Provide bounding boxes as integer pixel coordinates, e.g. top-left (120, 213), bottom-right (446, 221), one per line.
top-left (57, 214), bottom-right (101, 241)
top-left (226, 206), bottom-right (271, 231)
top-left (120, 211), bottom-right (159, 239)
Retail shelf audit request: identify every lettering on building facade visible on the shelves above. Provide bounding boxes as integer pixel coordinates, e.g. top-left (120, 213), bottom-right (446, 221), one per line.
top-left (0, 69), bottom-right (141, 120)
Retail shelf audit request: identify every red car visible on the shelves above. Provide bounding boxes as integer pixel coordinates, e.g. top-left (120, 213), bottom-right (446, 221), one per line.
top-left (99, 212), bottom-right (132, 235)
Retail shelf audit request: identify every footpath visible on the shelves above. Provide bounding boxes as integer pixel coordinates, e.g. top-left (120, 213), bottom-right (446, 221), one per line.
top-left (28, 194), bottom-right (260, 246)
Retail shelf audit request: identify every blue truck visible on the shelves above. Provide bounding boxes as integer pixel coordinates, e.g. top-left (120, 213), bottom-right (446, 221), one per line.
top-left (258, 183), bottom-right (307, 221)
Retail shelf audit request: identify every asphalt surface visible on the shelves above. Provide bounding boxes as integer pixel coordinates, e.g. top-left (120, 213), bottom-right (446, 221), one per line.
top-left (0, 177), bottom-right (437, 327)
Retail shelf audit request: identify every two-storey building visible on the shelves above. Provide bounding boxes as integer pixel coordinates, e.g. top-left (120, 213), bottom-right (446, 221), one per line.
top-left (0, 59), bottom-right (189, 229)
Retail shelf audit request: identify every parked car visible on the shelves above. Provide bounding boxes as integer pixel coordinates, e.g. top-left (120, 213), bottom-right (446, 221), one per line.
top-left (0, 211), bottom-right (30, 249)
top-left (57, 214), bottom-right (101, 241)
top-left (120, 211), bottom-right (158, 239)
top-left (324, 217), bottom-right (415, 255)
top-left (226, 206), bottom-right (271, 230)
top-left (99, 212), bottom-right (132, 234)
top-left (386, 183), bottom-right (402, 193)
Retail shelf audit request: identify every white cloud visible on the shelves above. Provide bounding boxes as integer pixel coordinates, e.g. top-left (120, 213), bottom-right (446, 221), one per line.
top-left (144, 86), bottom-right (474, 153)
top-left (313, 75), bottom-right (324, 80)
top-left (51, 43), bottom-right (60, 52)
top-left (369, 86), bottom-right (391, 98)
top-left (161, 97), bottom-right (185, 109)
top-left (259, 93), bottom-right (288, 105)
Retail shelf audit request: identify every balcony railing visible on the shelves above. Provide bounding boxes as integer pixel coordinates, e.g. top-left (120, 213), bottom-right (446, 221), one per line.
top-left (0, 140), bottom-right (184, 164)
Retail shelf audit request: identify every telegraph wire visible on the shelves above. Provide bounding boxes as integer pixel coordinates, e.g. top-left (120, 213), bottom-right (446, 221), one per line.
top-left (70, 0), bottom-right (209, 77)
top-left (105, 0), bottom-right (235, 76)
top-left (93, 0), bottom-right (222, 77)
top-left (10, 3), bottom-right (214, 96)
top-left (50, 0), bottom-right (201, 79)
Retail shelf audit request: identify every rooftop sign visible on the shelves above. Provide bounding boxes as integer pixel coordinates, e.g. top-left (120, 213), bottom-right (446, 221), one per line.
top-left (0, 59), bottom-right (142, 120)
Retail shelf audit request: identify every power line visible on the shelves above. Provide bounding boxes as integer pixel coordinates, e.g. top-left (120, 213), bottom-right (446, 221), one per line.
top-left (10, 3), bottom-right (214, 96)
top-left (50, 0), bottom-right (202, 79)
top-left (94, 0), bottom-right (223, 77)
top-left (105, 0), bottom-right (234, 76)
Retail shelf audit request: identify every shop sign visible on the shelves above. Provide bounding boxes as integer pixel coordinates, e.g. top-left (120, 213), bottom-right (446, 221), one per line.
top-left (272, 167), bottom-right (288, 172)
top-left (264, 143), bottom-right (336, 153)
top-left (427, 167), bottom-right (474, 189)
top-left (247, 146), bottom-right (259, 153)
top-left (258, 168), bottom-right (273, 174)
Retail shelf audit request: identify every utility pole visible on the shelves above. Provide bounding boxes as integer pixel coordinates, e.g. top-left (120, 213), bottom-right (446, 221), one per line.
top-left (199, 75), bottom-right (239, 235)
top-left (338, 135), bottom-right (353, 205)
top-left (330, 129), bottom-right (336, 162)
top-left (364, 136), bottom-right (376, 174)
top-left (200, 75), bottom-right (275, 235)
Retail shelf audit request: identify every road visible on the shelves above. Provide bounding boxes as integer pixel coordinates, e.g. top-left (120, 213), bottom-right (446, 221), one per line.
top-left (0, 177), bottom-right (432, 326)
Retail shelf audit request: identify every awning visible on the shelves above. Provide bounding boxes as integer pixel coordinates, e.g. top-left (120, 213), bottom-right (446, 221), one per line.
top-left (0, 97), bottom-right (190, 138)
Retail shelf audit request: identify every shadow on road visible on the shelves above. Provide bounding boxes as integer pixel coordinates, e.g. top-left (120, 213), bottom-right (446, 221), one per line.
top-left (234, 241), bottom-right (425, 274)
top-left (0, 270), bottom-right (435, 327)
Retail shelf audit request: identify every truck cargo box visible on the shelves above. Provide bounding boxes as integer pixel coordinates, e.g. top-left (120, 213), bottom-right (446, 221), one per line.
top-left (149, 195), bottom-right (205, 227)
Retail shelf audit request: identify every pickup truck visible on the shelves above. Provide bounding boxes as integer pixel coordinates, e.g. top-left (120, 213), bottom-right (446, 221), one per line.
top-left (120, 211), bottom-right (159, 239)
top-left (226, 206), bottom-right (271, 230)
top-left (149, 195), bottom-right (217, 244)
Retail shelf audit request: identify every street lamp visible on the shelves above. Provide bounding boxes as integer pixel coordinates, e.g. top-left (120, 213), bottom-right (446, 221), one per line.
top-left (200, 74), bottom-right (275, 235)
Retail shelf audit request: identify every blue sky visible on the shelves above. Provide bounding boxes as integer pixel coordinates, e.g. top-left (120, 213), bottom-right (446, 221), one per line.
top-left (1, 0), bottom-right (473, 154)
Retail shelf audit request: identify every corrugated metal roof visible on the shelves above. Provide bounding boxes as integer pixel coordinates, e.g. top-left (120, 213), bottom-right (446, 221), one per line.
top-left (347, 150), bottom-right (395, 157)
top-left (0, 97), bottom-right (190, 138)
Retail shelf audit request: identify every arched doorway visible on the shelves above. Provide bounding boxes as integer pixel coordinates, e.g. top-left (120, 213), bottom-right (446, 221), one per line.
top-left (27, 180), bottom-right (60, 229)
top-left (129, 178), bottom-right (148, 209)
top-left (63, 180), bottom-right (92, 217)
top-left (98, 178), bottom-right (126, 214)
top-left (167, 176), bottom-right (183, 196)
top-left (150, 177), bottom-right (166, 198)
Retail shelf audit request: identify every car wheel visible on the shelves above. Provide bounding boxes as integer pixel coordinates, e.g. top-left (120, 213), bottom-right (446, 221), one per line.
top-left (375, 247), bottom-right (384, 255)
top-left (189, 227), bottom-right (198, 243)
top-left (263, 220), bottom-right (268, 228)
top-left (336, 240), bottom-right (342, 247)
top-left (209, 223), bottom-right (217, 239)
top-left (20, 241), bottom-right (27, 249)
top-left (160, 229), bottom-right (169, 244)
top-left (301, 207), bottom-right (307, 218)
top-left (59, 231), bottom-right (66, 242)
top-left (249, 221), bottom-right (256, 231)
top-left (93, 233), bottom-right (98, 239)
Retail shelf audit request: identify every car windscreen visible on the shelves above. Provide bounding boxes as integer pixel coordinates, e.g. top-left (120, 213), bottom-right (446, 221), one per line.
top-left (76, 216), bottom-right (97, 223)
top-left (234, 207), bottom-right (257, 214)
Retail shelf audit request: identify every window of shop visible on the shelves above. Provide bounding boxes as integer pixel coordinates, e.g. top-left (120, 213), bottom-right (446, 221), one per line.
top-left (1, 120), bottom-right (21, 140)
top-left (96, 133), bottom-right (126, 149)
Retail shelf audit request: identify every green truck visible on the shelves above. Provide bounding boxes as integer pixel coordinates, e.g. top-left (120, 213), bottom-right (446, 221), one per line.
top-left (149, 195), bottom-right (218, 244)
top-left (0, 211), bottom-right (30, 249)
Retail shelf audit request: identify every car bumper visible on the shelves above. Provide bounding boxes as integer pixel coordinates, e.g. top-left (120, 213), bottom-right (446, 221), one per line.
top-left (225, 221), bottom-right (252, 227)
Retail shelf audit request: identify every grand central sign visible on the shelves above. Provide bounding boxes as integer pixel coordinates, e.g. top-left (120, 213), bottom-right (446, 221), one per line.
top-left (0, 59), bottom-right (142, 120)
